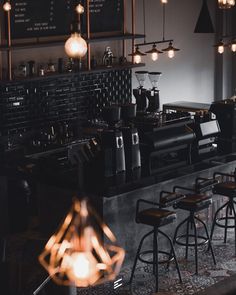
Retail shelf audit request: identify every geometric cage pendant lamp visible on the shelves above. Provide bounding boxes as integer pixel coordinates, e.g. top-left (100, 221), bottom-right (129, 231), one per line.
top-left (39, 199), bottom-right (125, 288)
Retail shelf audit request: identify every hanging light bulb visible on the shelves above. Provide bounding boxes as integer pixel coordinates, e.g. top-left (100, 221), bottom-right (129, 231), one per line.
top-left (162, 41), bottom-right (180, 59)
top-left (218, 0), bottom-right (235, 8)
top-left (3, 1), bottom-right (11, 11)
top-left (214, 40), bottom-right (224, 54)
top-left (231, 40), bottom-right (236, 52)
top-left (39, 199), bottom-right (125, 287)
top-left (161, 0), bottom-right (168, 3)
top-left (129, 46), bottom-right (146, 64)
top-left (145, 44), bottom-right (163, 61)
top-left (65, 32), bottom-right (88, 58)
top-left (76, 3), bottom-right (85, 14)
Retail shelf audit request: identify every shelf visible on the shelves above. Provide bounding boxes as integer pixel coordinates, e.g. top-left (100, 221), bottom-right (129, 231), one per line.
top-left (0, 62), bottom-right (146, 84)
top-left (0, 34), bottom-right (145, 51)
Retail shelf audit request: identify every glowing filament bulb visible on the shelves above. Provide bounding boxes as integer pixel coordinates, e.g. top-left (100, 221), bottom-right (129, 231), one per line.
top-left (3, 2), bottom-right (11, 11)
top-left (231, 43), bottom-right (236, 52)
top-left (76, 4), bottom-right (85, 14)
top-left (151, 52), bottom-right (158, 61)
top-left (72, 253), bottom-right (91, 279)
top-left (65, 32), bottom-right (88, 58)
top-left (228, 0), bottom-right (235, 6)
top-left (168, 49), bottom-right (175, 59)
top-left (134, 54), bottom-right (142, 64)
top-left (218, 45), bottom-right (224, 54)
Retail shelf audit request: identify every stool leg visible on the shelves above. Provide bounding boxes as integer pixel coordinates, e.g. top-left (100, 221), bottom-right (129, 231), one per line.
top-left (210, 201), bottom-right (229, 244)
top-left (224, 204), bottom-right (230, 243)
top-left (195, 216), bottom-right (216, 265)
top-left (192, 215), bottom-right (198, 275)
top-left (185, 218), bottom-right (190, 260)
top-left (230, 203), bottom-right (236, 256)
top-left (173, 217), bottom-right (188, 245)
top-left (158, 229), bottom-right (182, 284)
top-left (154, 227), bottom-right (159, 292)
top-left (129, 230), bottom-right (154, 285)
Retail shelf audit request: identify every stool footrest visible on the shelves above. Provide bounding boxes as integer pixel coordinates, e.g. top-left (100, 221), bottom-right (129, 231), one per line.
top-left (175, 234), bottom-right (209, 247)
top-left (138, 250), bottom-right (174, 265)
top-left (215, 217), bottom-right (236, 229)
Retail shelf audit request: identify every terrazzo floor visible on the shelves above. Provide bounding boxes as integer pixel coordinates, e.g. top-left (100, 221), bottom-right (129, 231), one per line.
top-left (76, 229), bottom-right (236, 295)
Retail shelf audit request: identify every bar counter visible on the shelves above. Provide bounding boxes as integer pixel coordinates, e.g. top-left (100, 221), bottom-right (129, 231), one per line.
top-left (35, 153), bottom-right (236, 268)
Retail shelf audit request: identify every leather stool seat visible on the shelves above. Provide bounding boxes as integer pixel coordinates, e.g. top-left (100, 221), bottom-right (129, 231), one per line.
top-left (176, 194), bottom-right (212, 211)
top-left (213, 181), bottom-right (236, 197)
top-left (137, 208), bottom-right (176, 227)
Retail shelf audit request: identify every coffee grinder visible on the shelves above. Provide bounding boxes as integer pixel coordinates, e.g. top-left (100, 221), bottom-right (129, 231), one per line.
top-left (100, 105), bottom-right (126, 187)
top-left (120, 104), bottom-right (141, 181)
top-left (133, 71), bottom-right (149, 112)
top-left (147, 72), bottom-right (162, 112)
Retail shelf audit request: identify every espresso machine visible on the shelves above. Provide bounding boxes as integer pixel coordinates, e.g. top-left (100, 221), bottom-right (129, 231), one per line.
top-left (133, 71), bottom-right (149, 112)
top-left (146, 72), bottom-right (161, 112)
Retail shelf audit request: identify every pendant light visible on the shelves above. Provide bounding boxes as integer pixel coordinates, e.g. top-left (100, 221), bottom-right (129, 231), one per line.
top-left (231, 40), bottom-right (236, 52)
top-left (162, 41), bottom-right (180, 58)
top-left (133, 0), bottom-right (180, 62)
top-left (218, 0), bottom-right (235, 9)
top-left (145, 44), bottom-right (163, 61)
top-left (128, 46), bottom-right (146, 64)
top-left (39, 199), bottom-right (125, 287)
top-left (65, 3), bottom-right (87, 59)
top-left (214, 39), bottom-right (225, 54)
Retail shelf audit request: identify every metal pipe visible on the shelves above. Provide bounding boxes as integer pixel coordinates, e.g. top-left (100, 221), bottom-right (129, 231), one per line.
top-left (6, 3), bottom-right (12, 80)
top-left (136, 39), bottom-right (173, 47)
top-left (86, 0), bottom-right (91, 70)
top-left (131, 0), bottom-right (136, 63)
top-left (122, 0), bottom-right (126, 58)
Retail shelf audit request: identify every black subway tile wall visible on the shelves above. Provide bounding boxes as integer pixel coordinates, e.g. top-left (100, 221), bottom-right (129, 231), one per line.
top-left (0, 68), bottom-right (132, 141)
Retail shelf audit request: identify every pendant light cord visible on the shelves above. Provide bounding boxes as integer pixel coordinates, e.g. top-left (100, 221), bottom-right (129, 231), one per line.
top-left (143, 0), bottom-right (146, 43)
top-left (162, 4), bottom-right (166, 41)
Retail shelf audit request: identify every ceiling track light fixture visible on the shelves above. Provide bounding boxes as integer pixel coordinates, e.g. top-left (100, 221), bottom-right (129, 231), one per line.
top-left (130, 0), bottom-right (180, 63)
top-left (218, 0), bottom-right (235, 9)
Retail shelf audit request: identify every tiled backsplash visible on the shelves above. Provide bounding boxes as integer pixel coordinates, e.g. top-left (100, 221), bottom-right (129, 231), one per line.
top-left (0, 68), bottom-right (132, 141)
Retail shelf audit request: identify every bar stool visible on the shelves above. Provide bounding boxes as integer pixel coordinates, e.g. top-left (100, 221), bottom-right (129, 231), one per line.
top-left (210, 171), bottom-right (236, 255)
top-left (129, 193), bottom-right (184, 292)
top-left (173, 179), bottom-right (216, 274)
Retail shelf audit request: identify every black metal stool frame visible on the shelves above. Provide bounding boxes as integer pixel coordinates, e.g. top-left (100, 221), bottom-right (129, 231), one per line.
top-left (129, 199), bottom-right (182, 293)
top-left (210, 172), bottom-right (236, 255)
top-left (173, 185), bottom-right (216, 275)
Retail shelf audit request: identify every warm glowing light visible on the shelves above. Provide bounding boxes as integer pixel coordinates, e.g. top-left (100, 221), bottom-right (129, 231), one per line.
top-left (231, 42), bottom-right (236, 52)
top-left (161, 0), bottom-right (168, 3)
top-left (76, 4), bottom-right (85, 14)
top-left (218, 0), bottom-right (235, 8)
top-left (151, 52), bottom-right (159, 61)
top-left (3, 2), bottom-right (11, 11)
top-left (39, 199), bottom-right (125, 288)
top-left (65, 32), bottom-right (88, 58)
top-left (168, 49), bottom-right (175, 58)
top-left (134, 54), bottom-right (142, 64)
top-left (218, 45), bottom-right (224, 54)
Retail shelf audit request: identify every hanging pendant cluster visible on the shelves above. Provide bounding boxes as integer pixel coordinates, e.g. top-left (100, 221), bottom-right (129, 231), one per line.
top-left (129, 0), bottom-right (180, 64)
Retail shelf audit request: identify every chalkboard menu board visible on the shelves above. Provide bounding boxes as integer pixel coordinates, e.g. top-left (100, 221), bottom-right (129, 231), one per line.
top-left (9, 0), bottom-right (123, 39)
